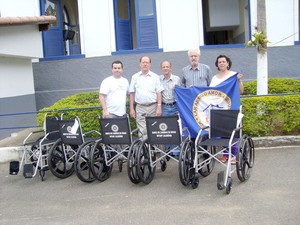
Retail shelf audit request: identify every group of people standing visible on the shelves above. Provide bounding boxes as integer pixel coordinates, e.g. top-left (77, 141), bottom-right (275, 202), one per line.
top-left (99, 48), bottom-right (244, 160)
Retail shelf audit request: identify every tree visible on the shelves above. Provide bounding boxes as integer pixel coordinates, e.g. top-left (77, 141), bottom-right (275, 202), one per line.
top-left (256, 0), bottom-right (268, 95)
top-left (246, 0), bottom-right (269, 95)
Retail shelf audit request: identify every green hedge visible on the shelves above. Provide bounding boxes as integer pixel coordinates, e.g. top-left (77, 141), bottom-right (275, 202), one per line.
top-left (38, 79), bottom-right (300, 137)
top-left (243, 78), bottom-right (300, 95)
top-left (241, 94), bottom-right (300, 136)
top-left (37, 92), bottom-right (101, 137)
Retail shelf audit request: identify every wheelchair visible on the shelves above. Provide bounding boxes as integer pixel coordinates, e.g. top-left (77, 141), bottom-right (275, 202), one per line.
top-left (88, 115), bottom-right (138, 182)
top-left (48, 116), bottom-right (100, 179)
top-left (179, 108), bottom-right (255, 194)
top-left (9, 115), bottom-right (60, 181)
top-left (128, 115), bottom-right (190, 185)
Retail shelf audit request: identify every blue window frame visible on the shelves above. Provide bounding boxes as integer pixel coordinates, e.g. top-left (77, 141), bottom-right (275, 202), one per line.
top-left (113, 0), bottom-right (159, 52)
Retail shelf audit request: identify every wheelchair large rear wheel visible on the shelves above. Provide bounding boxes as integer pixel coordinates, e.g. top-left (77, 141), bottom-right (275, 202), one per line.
top-left (137, 140), bottom-right (156, 184)
top-left (197, 133), bottom-right (216, 177)
top-left (74, 140), bottom-right (97, 183)
top-left (178, 138), bottom-right (195, 186)
top-left (48, 139), bottom-right (77, 179)
top-left (127, 139), bottom-right (142, 184)
top-left (90, 140), bottom-right (113, 182)
top-left (236, 135), bottom-right (255, 182)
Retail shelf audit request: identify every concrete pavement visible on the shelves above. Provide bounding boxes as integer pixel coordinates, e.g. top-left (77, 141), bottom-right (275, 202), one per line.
top-left (0, 146), bottom-right (300, 225)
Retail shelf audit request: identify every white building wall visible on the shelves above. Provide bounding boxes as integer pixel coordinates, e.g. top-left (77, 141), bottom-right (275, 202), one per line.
top-left (156, 0), bottom-right (203, 52)
top-left (266, 0), bottom-right (298, 46)
top-left (249, 0), bottom-right (299, 47)
top-left (0, 25), bottom-right (43, 58)
top-left (0, 0), bottom-right (39, 17)
top-left (78, 0), bottom-right (115, 57)
top-left (0, 57), bottom-right (35, 98)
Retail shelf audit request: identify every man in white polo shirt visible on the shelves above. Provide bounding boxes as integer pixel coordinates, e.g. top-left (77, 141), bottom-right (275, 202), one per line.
top-left (99, 60), bottom-right (129, 118)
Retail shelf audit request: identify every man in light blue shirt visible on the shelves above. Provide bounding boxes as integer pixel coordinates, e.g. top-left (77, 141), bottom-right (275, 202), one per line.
top-left (159, 60), bottom-right (181, 116)
top-left (160, 60), bottom-right (181, 157)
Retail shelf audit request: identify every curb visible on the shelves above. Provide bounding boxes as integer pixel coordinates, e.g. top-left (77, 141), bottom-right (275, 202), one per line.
top-left (0, 146), bottom-right (23, 163)
top-left (0, 136), bottom-right (299, 164)
top-left (252, 136), bottom-right (300, 148)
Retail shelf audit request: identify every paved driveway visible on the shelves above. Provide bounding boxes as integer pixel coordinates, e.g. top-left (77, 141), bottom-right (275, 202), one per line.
top-left (1, 147), bottom-right (300, 225)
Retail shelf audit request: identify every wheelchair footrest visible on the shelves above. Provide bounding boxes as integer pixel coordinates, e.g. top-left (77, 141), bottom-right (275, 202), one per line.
top-left (217, 171), bottom-right (225, 190)
top-left (23, 164), bottom-right (34, 178)
top-left (9, 161), bottom-right (20, 175)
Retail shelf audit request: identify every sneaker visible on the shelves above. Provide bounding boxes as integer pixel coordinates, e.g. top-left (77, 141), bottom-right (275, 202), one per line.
top-left (220, 155), bottom-right (228, 163)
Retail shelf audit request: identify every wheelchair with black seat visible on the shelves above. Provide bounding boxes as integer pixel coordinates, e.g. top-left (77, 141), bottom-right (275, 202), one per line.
top-left (9, 114), bottom-right (60, 181)
top-left (179, 108), bottom-right (255, 194)
top-left (127, 114), bottom-right (190, 185)
top-left (85, 115), bottom-right (139, 182)
top-left (48, 116), bottom-right (100, 180)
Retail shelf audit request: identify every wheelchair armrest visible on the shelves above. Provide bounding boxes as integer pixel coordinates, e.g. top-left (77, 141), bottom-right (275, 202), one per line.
top-left (41, 130), bottom-right (60, 143)
top-left (131, 128), bottom-right (139, 135)
top-left (181, 127), bottom-right (191, 140)
top-left (31, 130), bottom-right (44, 134)
top-left (23, 129), bottom-right (44, 145)
top-left (83, 130), bottom-right (101, 137)
top-left (201, 126), bottom-right (210, 130)
top-left (234, 126), bottom-right (242, 132)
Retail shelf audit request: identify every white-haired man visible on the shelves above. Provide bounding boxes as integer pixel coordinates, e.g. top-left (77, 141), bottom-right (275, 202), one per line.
top-left (181, 48), bottom-right (212, 87)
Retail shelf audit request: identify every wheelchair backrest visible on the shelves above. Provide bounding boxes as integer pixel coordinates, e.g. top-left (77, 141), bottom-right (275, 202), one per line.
top-left (58, 118), bottom-right (84, 145)
top-left (44, 116), bottom-right (60, 140)
top-left (146, 115), bottom-right (181, 145)
top-left (210, 109), bottom-right (240, 139)
top-left (99, 116), bottom-right (132, 145)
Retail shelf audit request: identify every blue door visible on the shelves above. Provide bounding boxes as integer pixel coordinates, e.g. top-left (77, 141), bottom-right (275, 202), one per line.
top-left (135, 0), bottom-right (158, 49)
top-left (114, 0), bottom-right (133, 50)
top-left (40, 0), bottom-right (64, 57)
top-left (114, 0), bottom-right (158, 51)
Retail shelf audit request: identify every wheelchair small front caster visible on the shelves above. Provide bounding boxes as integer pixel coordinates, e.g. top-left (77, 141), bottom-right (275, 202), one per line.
top-left (160, 160), bottom-right (166, 172)
top-left (39, 169), bottom-right (45, 181)
top-left (226, 177), bottom-right (232, 194)
top-left (191, 176), bottom-right (199, 189)
top-left (118, 160), bottom-right (123, 172)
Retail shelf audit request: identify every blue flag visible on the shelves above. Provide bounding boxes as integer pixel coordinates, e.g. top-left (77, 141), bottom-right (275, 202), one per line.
top-left (174, 73), bottom-right (240, 138)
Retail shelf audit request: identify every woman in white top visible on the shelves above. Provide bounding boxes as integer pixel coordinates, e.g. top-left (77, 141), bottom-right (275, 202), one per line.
top-left (210, 55), bottom-right (244, 163)
top-left (210, 55), bottom-right (244, 94)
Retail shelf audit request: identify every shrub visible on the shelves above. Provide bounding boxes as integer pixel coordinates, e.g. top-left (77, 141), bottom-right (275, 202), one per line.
top-left (243, 78), bottom-right (300, 95)
top-left (38, 78), bottom-right (300, 137)
top-left (241, 94), bottom-right (300, 137)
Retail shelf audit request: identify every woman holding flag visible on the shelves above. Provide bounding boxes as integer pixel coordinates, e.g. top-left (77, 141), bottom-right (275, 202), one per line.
top-left (210, 55), bottom-right (244, 163)
top-left (210, 55), bottom-right (244, 94)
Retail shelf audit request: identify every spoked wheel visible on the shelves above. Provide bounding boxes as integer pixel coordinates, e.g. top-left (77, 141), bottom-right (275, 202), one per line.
top-left (48, 139), bottom-right (77, 179)
top-left (90, 140), bottom-right (113, 182)
top-left (197, 134), bottom-right (216, 177)
top-left (137, 140), bottom-right (156, 185)
top-left (178, 138), bottom-right (195, 186)
top-left (74, 140), bottom-right (97, 183)
top-left (127, 139), bottom-right (142, 184)
top-left (236, 135), bottom-right (255, 182)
